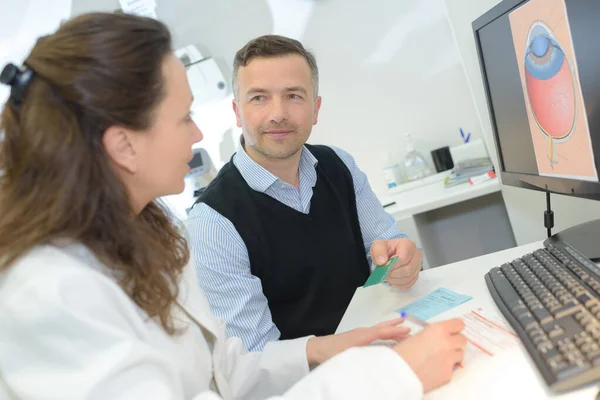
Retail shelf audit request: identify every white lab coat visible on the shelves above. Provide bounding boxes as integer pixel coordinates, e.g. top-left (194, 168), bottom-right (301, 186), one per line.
top-left (0, 243), bottom-right (423, 399)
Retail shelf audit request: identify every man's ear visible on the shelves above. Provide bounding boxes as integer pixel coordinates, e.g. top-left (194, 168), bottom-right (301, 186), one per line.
top-left (102, 125), bottom-right (139, 174)
top-left (313, 96), bottom-right (322, 125)
top-left (232, 98), bottom-right (242, 128)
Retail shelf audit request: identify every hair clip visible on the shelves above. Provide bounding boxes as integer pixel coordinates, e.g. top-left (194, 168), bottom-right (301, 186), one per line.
top-left (0, 63), bottom-right (36, 110)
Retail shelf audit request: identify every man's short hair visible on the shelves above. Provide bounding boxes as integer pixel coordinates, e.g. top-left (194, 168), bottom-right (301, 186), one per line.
top-left (232, 34), bottom-right (319, 98)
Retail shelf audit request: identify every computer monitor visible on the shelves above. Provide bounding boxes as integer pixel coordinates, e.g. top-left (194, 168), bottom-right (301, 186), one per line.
top-left (473, 0), bottom-right (600, 259)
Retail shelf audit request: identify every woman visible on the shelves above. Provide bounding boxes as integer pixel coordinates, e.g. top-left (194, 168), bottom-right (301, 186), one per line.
top-left (0, 12), bottom-right (466, 399)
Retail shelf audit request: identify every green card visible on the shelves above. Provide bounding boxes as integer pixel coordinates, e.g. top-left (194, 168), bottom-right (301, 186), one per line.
top-left (363, 256), bottom-right (399, 287)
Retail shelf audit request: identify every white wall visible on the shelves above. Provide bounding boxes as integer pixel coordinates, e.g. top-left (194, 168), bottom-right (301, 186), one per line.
top-left (72, 0), bottom-right (484, 199)
top-left (1, 1), bottom-right (72, 105)
top-left (444, 0), bottom-right (600, 245)
top-left (296, 0), bottom-right (483, 196)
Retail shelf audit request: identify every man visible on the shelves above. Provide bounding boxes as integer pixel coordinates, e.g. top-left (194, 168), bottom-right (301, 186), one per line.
top-left (186, 35), bottom-right (422, 351)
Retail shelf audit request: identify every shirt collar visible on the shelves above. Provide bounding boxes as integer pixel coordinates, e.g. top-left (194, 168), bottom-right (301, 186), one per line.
top-left (232, 136), bottom-right (318, 193)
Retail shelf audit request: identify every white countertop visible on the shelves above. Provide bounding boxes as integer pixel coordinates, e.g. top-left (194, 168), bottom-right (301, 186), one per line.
top-left (381, 177), bottom-right (502, 219)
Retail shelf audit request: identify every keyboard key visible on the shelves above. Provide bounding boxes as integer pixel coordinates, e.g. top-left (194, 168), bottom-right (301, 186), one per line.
top-left (564, 281), bottom-right (581, 291)
top-left (516, 311), bottom-right (537, 330)
top-left (571, 287), bottom-right (588, 300)
top-left (549, 248), bottom-right (570, 265)
top-left (525, 320), bottom-right (541, 336)
top-left (546, 354), bottom-right (569, 373)
top-left (557, 338), bottom-right (576, 353)
top-left (490, 268), bottom-right (524, 311)
top-left (577, 292), bottom-right (594, 306)
top-left (589, 303), bottom-right (600, 315)
top-left (548, 282), bottom-right (564, 295)
top-left (548, 303), bottom-right (562, 313)
top-left (511, 302), bottom-right (528, 315)
top-left (565, 351), bottom-right (585, 365)
top-left (501, 262), bottom-right (516, 273)
top-left (552, 304), bottom-right (581, 318)
top-left (540, 346), bottom-right (560, 359)
top-left (554, 315), bottom-right (585, 338)
top-left (530, 305), bottom-right (553, 325)
top-left (568, 263), bottom-right (589, 281)
top-left (573, 330), bottom-right (590, 341)
top-left (580, 341), bottom-right (597, 354)
top-left (537, 340), bottom-right (554, 354)
top-left (555, 362), bottom-right (591, 381)
top-left (528, 326), bottom-right (547, 343)
top-left (563, 245), bottom-right (600, 276)
top-left (585, 299), bottom-right (599, 311)
top-left (580, 316), bottom-right (596, 329)
top-left (586, 349), bottom-right (600, 366)
top-left (558, 294), bottom-right (575, 304)
top-left (549, 328), bottom-right (566, 340)
top-left (587, 280), bottom-right (600, 295)
top-left (523, 292), bottom-right (538, 303)
top-left (588, 326), bottom-right (600, 340)
top-left (533, 333), bottom-right (550, 346)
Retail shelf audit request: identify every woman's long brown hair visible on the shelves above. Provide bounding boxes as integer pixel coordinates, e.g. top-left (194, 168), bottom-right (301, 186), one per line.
top-left (0, 12), bottom-right (189, 334)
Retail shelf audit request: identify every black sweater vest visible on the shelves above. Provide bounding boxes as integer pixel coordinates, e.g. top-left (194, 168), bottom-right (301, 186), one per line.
top-left (195, 144), bottom-right (370, 339)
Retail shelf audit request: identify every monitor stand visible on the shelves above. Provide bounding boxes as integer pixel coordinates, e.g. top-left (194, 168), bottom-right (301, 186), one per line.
top-left (544, 219), bottom-right (600, 262)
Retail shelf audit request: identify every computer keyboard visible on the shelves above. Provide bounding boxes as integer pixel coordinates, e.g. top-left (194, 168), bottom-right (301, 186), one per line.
top-left (486, 241), bottom-right (600, 392)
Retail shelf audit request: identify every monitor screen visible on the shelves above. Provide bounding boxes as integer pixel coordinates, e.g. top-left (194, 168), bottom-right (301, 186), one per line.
top-left (189, 152), bottom-right (204, 169)
top-left (475, 0), bottom-right (600, 188)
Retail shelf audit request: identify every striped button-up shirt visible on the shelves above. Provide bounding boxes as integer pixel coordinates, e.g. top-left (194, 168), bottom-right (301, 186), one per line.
top-left (186, 143), bottom-right (405, 351)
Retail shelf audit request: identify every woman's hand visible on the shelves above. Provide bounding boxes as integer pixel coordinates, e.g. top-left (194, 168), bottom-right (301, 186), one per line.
top-left (306, 317), bottom-right (411, 365)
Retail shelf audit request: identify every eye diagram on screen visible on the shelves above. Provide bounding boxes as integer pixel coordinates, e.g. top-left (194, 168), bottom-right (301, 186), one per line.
top-left (524, 22), bottom-right (574, 166)
top-left (509, 0), bottom-right (598, 180)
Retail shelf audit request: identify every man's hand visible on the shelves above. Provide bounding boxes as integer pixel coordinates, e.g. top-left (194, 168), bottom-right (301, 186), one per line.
top-left (306, 317), bottom-right (411, 365)
top-left (370, 238), bottom-right (422, 289)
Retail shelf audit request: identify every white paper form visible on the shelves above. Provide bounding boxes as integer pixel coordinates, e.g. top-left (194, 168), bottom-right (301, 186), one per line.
top-left (119, 0), bottom-right (158, 19)
top-left (461, 308), bottom-right (520, 365)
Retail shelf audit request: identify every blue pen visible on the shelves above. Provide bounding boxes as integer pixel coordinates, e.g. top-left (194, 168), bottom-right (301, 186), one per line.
top-left (459, 128), bottom-right (471, 143)
top-left (400, 311), bottom-right (428, 327)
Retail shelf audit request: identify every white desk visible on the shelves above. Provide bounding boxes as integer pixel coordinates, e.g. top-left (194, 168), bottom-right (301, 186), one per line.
top-left (379, 177), bottom-right (516, 269)
top-left (382, 175), bottom-right (502, 220)
top-left (336, 241), bottom-right (599, 400)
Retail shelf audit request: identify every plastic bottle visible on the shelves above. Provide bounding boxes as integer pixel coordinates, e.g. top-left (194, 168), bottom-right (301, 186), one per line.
top-left (383, 153), bottom-right (403, 189)
top-left (403, 133), bottom-right (433, 182)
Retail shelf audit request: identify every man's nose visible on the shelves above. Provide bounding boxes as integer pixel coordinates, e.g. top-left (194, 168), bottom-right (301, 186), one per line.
top-left (268, 97), bottom-right (288, 124)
